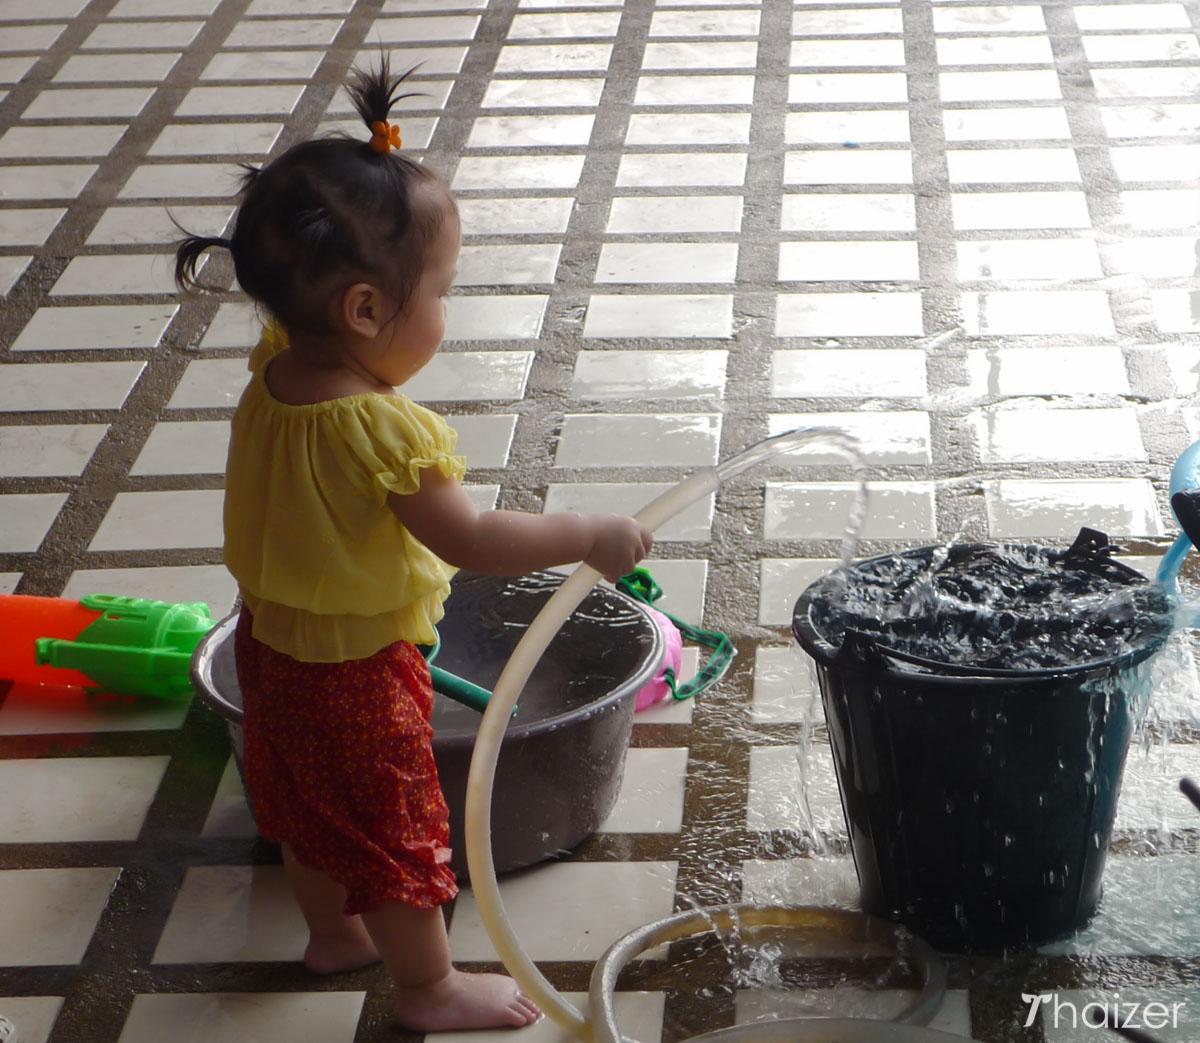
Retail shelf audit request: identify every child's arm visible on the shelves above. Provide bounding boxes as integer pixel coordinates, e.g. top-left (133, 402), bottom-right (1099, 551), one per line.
top-left (388, 469), bottom-right (652, 583)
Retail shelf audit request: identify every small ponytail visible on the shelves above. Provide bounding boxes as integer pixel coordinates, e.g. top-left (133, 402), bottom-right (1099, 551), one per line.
top-left (345, 53), bottom-right (422, 146)
top-left (174, 232), bottom-right (232, 294)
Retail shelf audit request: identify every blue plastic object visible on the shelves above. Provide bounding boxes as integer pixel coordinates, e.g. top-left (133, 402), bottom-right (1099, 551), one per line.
top-left (1157, 439), bottom-right (1200, 607)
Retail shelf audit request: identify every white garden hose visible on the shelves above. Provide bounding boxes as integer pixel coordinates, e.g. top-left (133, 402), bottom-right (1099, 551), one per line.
top-left (463, 428), bottom-right (867, 1039)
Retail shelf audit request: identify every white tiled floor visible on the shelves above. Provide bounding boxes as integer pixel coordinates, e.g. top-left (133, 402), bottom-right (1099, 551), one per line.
top-left (6, 0), bottom-right (1200, 1040)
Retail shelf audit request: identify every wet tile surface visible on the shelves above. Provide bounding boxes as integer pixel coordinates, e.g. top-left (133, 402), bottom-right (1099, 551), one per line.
top-left (5, 0), bottom-right (1200, 1042)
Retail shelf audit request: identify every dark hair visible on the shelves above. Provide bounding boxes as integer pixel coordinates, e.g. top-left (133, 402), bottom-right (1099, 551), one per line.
top-left (174, 56), bottom-right (455, 336)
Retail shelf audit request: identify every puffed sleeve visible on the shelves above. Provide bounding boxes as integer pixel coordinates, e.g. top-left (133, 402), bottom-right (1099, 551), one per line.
top-left (247, 319), bottom-right (288, 374)
top-left (331, 394), bottom-right (467, 505)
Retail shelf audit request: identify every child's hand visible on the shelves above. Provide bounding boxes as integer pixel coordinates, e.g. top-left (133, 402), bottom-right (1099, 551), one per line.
top-left (583, 514), bottom-right (654, 583)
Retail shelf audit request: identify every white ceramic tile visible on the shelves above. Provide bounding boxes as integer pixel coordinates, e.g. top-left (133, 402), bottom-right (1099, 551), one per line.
top-left (129, 421), bottom-right (230, 476)
top-left (197, 302), bottom-right (259, 350)
top-left (775, 292), bottom-right (924, 337)
top-left (952, 191), bottom-right (1092, 230)
top-left (626, 557), bottom-right (708, 621)
top-left (153, 865), bottom-right (305, 962)
top-left (1165, 344), bottom-right (1200, 395)
top-left (22, 87), bottom-right (153, 119)
top-left (452, 154), bottom-right (585, 190)
top-left (112, 0), bottom-right (219, 13)
top-left (985, 479), bottom-right (1165, 538)
top-left (1152, 290), bottom-right (1200, 333)
top-left (167, 358), bottom-right (250, 408)
top-left (741, 855), bottom-right (860, 912)
top-left (494, 43), bottom-right (612, 73)
top-left (544, 483), bottom-right (714, 541)
top-left (51, 254), bottom-right (177, 296)
top-left (607, 195), bottom-right (742, 233)
top-left (937, 35), bottom-right (1055, 64)
top-left (54, 52), bottom-right (179, 83)
top-left (946, 147), bottom-right (1080, 183)
top-left (1075, 3), bottom-right (1190, 30)
top-left (642, 41), bottom-right (758, 70)
top-left (455, 244), bottom-right (561, 286)
top-left (940, 69), bottom-right (1062, 102)
top-left (1, 24), bottom-right (67, 50)
top-left (781, 193), bottom-right (915, 232)
top-left (1117, 744), bottom-right (1200, 832)
top-left (596, 242), bottom-right (739, 283)
top-left (0, 425), bottom-right (106, 477)
top-left (480, 77), bottom-right (605, 108)
top-left (764, 481), bottom-right (936, 540)
top-left (1122, 189), bottom-right (1200, 229)
top-left (625, 112), bottom-right (752, 144)
top-left (174, 84), bottom-right (304, 117)
top-left (0, 679), bottom-right (189, 739)
top-left (572, 350), bottom-right (728, 400)
top-left (12, 304), bottom-right (177, 351)
top-left (650, 9), bottom-right (760, 35)
top-left (752, 644), bottom-right (820, 723)
top-left (792, 8), bottom-right (903, 34)
top-left (768, 411), bottom-right (931, 464)
top-left (944, 107), bottom-right (1072, 141)
top-left (956, 239), bottom-right (1103, 281)
top-left (1101, 104), bottom-right (1200, 139)
top-left (583, 294), bottom-right (733, 339)
top-left (83, 21), bottom-right (203, 49)
top-left (200, 50), bottom-right (324, 81)
top-left (117, 992), bottom-right (365, 1043)
top-left (0, 164), bottom-right (97, 200)
top-left (633, 76), bottom-right (756, 107)
top-left (1039, 854), bottom-right (1200, 956)
top-left (0, 57), bottom-right (33, 86)
top-left (556, 413), bottom-right (722, 468)
top-left (0, 757), bottom-right (168, 842)
top-left (0, 573), bottom-right (20, 593)
top-left (783, 150), bottom-right (912, 185)
top-left (373, 14), bottom-right (478, 41)
top-left (0, 0), bottom-right (86, 15)
top-left (508, 11), bottom-right (622, 37)
top-left (0, 208), bottom-right (66, 246)
top-left (449, 861), bottom-right (678, 961)
top-left (746, 742), bottom-right (846, 835)
top-left (61, 564), bottom-right (236, 617)
top-left (0, 361), bottom-right (144, 411)
top-left (467, 113), bottom-right (594, 149)
top-left (962, 290), bottom-right (1115, 336)
top-left (327, 79), bottom-right (453, 116)
top-left (772, 348), bottom-right (927, 398)
top-left (0, 997), bottom-right (63, 1043)
top-left (225, 19), bottom-right (342, 46)
top-left (791, 39), bottom-right (906, 68)
top-left (0, 867), bottom-right (121, 966)
top-left (87, 204), bottom-right (233, 246)
top-left (403, 351), bottom-right (534, 401)
top-left (1094, 67), bottom-right (1200, 99)
top-left (444, 295), bottom-right (547, 340)
top-left (965, 346), bottom-right (1130, 397)
top-left (789, 73), bottom-right (908, 104)
top-left (0, 494), bottom-right (68, 552)
top-left (1105, 236), bottom-right (1200, 277)
top-left (933, 5), bottom-right (1046, 31)
top-left (118, 162), bottom-right (243, 199)
top-left (0, 256), bottom-right (28, 295)
top-left (0, 125), bottom-right (125, 158)
top-left (598, 747), bottom-right (689, 832)
top-left (778, 241), bottom-right (919, 281)
top-left (444, 414), bottom-right (517, 468)
top-left (458, 197), bottom-right (574, 235)
top-left (202, 757), bottom-right (258, 838)
top-left (246, 0), bottom-right (351, 11)
top-left (975, 407), bottom-right (1145, 462)
top-left (785, 111), bottom-right (910, 145)
top-left (616, 153), bottom-right (746, 187)
top-left (1083, 33), bottom-right (1200, 62)
top-left (759, 558), bottom-right (843, 626)
top-left (89, 490), bottom-right (224, 551)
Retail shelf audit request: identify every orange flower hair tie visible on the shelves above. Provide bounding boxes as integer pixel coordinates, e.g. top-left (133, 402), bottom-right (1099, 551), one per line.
top-left (369, 119), bottom-right (402, 154)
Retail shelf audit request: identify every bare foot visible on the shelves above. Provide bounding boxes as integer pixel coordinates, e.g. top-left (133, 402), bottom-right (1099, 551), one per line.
top-left (393, 969), bottom-right (541, 1032)
top-left (304, 929), bottom-right (381, 974)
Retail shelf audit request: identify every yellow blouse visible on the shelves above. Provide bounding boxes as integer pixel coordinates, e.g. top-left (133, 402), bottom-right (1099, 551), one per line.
top-left (223, 325), bottom-right (466, 662)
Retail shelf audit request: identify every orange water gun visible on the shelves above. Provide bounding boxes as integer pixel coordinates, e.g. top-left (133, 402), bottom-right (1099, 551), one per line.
top-left (0, 593), bottom-right (216, 698)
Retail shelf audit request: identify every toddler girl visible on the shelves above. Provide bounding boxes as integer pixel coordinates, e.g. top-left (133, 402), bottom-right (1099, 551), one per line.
top-left (175, 59), bottom-right (652, 1033)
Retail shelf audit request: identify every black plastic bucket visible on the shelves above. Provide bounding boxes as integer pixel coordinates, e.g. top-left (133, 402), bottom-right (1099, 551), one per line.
top-left (792, 538), bottom-right (1172, 952)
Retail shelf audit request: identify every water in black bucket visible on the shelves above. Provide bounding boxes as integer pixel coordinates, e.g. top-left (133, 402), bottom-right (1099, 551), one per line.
top-left (793, 528), bottom-right (1174, 952)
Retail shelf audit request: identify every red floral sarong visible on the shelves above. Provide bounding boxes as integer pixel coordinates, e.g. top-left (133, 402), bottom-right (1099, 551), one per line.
top-left (235, 607), bottom-right (458, 914)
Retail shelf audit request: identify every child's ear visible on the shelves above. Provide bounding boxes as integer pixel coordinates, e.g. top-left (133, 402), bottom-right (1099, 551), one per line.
top-left (340, 282), bottom-right (388, 338)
